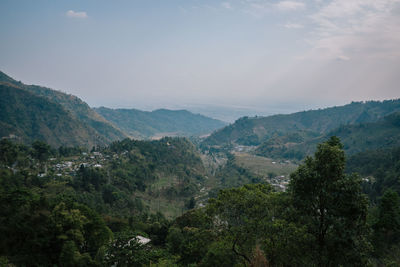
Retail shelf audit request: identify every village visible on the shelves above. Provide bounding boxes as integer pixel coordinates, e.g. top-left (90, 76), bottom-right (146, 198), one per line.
top-left (45, 151), bottom-right (111, 178)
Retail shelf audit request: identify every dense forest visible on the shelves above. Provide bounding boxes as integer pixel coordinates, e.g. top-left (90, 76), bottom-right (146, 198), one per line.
top-left (2, 71), bottom-right (400, 266)
top-left (95, 107), bottom-right (226, 139)
top-left (255, 111), bottom-right (400, 160)
top-left (1, 136), bottom-right (400, 266)
top-left (0, 71), bottom-right (128, 143)
top-left (202, 99), bottom-right (400, 150)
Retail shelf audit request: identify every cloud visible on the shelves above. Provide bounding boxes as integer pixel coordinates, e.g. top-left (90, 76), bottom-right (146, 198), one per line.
top-left (270, 0), bottom-right (400, 104)
top-left (66, 10), bottom-right (88, 19)
top-left (336, 55), bottom-right (350, 61)
top-left (305, 0), bottom-right (400, 61)
top-left (284, 23), bottom-right (304, 29)
top-left (221, 2), bottom-right (232, 9)
top-left (275, 1), bottom-right (305, 11)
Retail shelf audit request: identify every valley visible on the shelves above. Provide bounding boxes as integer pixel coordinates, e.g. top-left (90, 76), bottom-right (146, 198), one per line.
top-left (1, 70), bottom-right (400, 266)
top-left (2, 0), bottom-right (400, 264)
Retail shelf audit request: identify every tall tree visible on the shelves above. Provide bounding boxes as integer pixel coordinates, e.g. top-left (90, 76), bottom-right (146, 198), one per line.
top-left (289, 136), bottom-right (370, 266)
top-left (374, 190), bottom-right (400, 247)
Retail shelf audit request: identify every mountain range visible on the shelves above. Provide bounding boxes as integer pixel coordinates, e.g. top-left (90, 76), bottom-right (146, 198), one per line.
top-left (95, 107), bottom-right (226, 139)
top-left (202, 100), bottom-right (400, 146)
top-left (0, 71), bottom-right (226, 147)
top-left (255, 111), bottom-right (400, 159)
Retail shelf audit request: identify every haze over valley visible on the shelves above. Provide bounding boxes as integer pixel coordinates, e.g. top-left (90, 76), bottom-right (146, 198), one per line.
top-left (1, 0), bottom-right (400, 266)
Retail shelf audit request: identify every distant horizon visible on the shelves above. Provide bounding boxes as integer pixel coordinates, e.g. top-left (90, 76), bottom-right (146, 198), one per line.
top-left (1, 0), bottom-right (399, 117)
top-left (2, 68), bottom-right (399, 123)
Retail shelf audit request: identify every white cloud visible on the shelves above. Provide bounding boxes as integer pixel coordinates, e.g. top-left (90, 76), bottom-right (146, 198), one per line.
top-left (66, 10), bottom-right (88, 19)
top-left (270, 0), bottom-right (400, 104)
top-left (221, 2), bottom-right (232, 9)
top-left (306, 0), bottom-right (400, 61)
top-left (336, 55), bottom-right (350, 61)
top-left (284, 23), bottom-right (304, 29)
top-left (275, 1), bottom-right (305, 11)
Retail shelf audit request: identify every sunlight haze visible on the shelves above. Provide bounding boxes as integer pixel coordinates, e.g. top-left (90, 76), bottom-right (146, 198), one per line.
top-left (1, 0), bottom-right (399, 117)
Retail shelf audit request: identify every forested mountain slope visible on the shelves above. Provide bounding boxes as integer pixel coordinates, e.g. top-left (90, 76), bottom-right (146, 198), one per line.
top-left (256, 112), bottom-right (400, 160)
top-left (0, 83), bottom-right (102, 147)
top-left (0, 136), bottom-right (209, 265)
top-left (0, 71), bottom-right (127, 143)
top-left (202, 99), bottom-right (400, 147)
top-left (95, 107), bottom-right (226, 139)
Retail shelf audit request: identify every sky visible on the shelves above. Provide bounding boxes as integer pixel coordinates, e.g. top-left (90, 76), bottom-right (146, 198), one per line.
top-left (1, 0), bottom-right (400, 117)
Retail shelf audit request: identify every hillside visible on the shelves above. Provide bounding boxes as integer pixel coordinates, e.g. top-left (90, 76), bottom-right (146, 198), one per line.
top-left (0, 71), bottom-right (127, 143)
top-left (95, 107), bottom-right (226, 139)
top-left (0, 83), bottom-right (102, 147)
top-left (2, 136), bottom-right (391, 266)
top-left (202, 100), bottom-right (400, 147)
top-left (256, 112), bottom-right (400, 160)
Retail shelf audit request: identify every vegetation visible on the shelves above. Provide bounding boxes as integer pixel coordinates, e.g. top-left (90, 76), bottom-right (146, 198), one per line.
top-left (255, 111), bottom-right (400, 160)
top-left (162, 137), bottom-right (374, 266)
top-left (0, 136), bottom-right (208, 265)
top-left (0, 83), bottom-right (102, 147)
top-left (202, 99), bottom-right (400, 149)
top-left (0, 71), bottom-right (127, 144)
top-left (2, 71), bottom-right (400, 265)
top-left (95, 107), bottom-right (226, 139)
top-left (233, 152), bottom-right (297, 177)
top-left (1, 136), bottom-right (399, 266)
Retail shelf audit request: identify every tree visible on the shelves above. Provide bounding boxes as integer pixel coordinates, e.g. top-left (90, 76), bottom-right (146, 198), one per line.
top-left (31, 140), bottom-right (51, 162)
top-left (105, 231), bottom-right (152, 266)
top-left (207, 184), bottom-right (273, 265)
top-left (186, 197), bottom-right (196, 210)
top-left (0, 139), bottom-right (18, 167)
top-left (374, 189), bottom-right (400, 248)
top-left (206, 184), bottom-right (312, 266)
top-left (289, 136), bottom-right (370, 266)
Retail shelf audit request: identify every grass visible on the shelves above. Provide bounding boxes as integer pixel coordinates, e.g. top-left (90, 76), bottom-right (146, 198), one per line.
top-left (233, 152), bottom-right (298, 177)
top-left (145, 197), bottom-right (185, 219)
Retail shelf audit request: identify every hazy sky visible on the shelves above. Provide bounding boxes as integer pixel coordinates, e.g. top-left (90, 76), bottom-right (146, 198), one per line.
top-left (1, 0), bottom-right (400, 113)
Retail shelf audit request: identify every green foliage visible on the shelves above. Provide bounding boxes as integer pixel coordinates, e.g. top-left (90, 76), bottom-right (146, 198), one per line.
top-left (0, 138), bottom-right (19, 166)
top-left (0, 82), bottom-right (106, 148)
top-left (95, 107), bottom-right (226, 139)
top-left (213, 153), bottom-right (264, 189)
top-left (347, 146), bottom-right (400, 201)
top-left (0, 167), bottom-right (111, 266)
top-left (374, 190), bottom-right (400, 247)
top-left (166, 184), bottom-right (313, 266)
top-left (32, 140), bottom-right (52, 161)
top-left (257, 111), bottom-right (400, 160)
top-left (2, 122), bottom-right (400, 265)
top-left (105, 231), bottom-right (151, 266)
top-left (106, 137), bottom-right (206, 211)
top-left (255, 130), bottom-right (319, 160)
top-left (166, 210), bottom-right (216, 265)
top-left (58, 145), bottom-right (87, 157)
top-left (203, 99), bottom-right (400, 148)
top-left (289, 136), bottom-right (371, 266)
top-left (207, 184), bottom-right (274, 264)
top-left (0, 71), bottom-right (127, 145)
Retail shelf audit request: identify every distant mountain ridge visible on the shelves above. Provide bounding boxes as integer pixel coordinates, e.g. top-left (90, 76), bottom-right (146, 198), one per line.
top-left (0, 70), bottom-right (226, 146)
top-left (202, 99), bottom-right (400, 148)
top-left (95, 107), bottom-right (227, 139)
top-left (255, 111), bottom-right (400, 159)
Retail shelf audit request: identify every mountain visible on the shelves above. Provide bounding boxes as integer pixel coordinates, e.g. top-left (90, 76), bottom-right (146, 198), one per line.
top-left (94, 107), bottom-right (227, 139)
top-left (0, 82), bottom-right (102, 147)
top-left (202, 100), bottom-right (400, 148)
top-left (256, 112), bottom-right (400, 160)
top-left (0, 71), bottom-right (127, 143)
